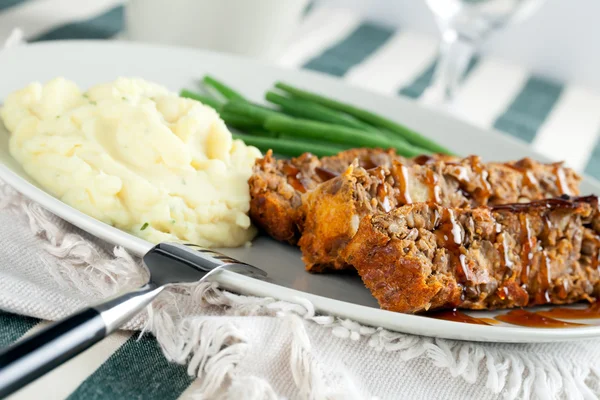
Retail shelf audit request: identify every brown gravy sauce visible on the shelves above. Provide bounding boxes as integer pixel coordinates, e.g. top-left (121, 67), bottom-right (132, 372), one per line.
top-left (360, 157), bottom-right (377, 170)
top-left (590, 234), bottom-right (600, 273)
top-left (556, 279), bottom-right (570, 300)
top-left (505, 164), bottom-right (538, 190)
top-left (536, 252), bottom-right (552, 304)
top-left (553, 164), bottom-right (571, 195)
top-left (431, 309), bottom-right (497, 325)
top-left (498, 232), bottom-right (513, 276)
top-left (518, 214), bottom-right (534, 288)
top-left (314, 166), bottom-right (339, 181)
top-left (374, 167), bottom-right (392, 212)
top-left (283, 164), bottom-right (307, 193)
top-left (537, 302), bottom-right (600, 319)
top-left (432, 305), bottom-right (599, 328)
top-left (471, 156), bottom-right (491, 202)
top-left (490, 196), bottom-right (595, 212)
top-left (435, 209), bottom-right (470, 293)
top-left (413, 154), bottom-right (436, 165)
top-left (495, 309), bottom-right (587, 328)
top-left (392, 162), bottom-right (412, 204)
top-left (496, 286), bottom-right (510, 301)
top-left (425, 170), bottom-right (441, 203)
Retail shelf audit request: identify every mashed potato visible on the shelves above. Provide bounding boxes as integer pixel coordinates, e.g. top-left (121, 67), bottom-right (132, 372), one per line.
top-left (1, 77), bottom-right (262, 247)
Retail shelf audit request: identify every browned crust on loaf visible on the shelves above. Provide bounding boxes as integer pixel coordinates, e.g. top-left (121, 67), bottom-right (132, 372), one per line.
top-left (248, 148), bottom-right (415, 244)
top-left (342, 196), bottom-right (598, 313)
top-left (300, 156), bottom-right (581, 272)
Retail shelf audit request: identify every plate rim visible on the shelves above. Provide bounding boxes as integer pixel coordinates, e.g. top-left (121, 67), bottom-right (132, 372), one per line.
top-left (1, 40), bottom-right (600, 343)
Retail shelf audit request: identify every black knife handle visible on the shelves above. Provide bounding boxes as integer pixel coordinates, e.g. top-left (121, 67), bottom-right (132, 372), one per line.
top-left (0, 283), bottom-right (163, 398)
top-left (0, 308), bottom-right (106, 398)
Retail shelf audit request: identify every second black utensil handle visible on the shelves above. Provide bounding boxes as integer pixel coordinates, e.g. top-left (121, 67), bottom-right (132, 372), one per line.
top-left (0, 308), bottom-right (106, 398)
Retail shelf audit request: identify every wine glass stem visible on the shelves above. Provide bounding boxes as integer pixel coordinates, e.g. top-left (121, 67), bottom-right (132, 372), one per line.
top-left (427, 30), bottom-right (477, 104)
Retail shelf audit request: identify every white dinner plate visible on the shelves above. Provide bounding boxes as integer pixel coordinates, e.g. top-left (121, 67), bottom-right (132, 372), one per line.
top-left (1, 40), bottom-right (599, 343)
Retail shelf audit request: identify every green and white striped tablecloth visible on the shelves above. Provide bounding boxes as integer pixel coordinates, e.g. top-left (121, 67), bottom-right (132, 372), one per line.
top-left (1, 312), bottom-right (195, 399)
top-left (2, 1), bottom-right (600, 399)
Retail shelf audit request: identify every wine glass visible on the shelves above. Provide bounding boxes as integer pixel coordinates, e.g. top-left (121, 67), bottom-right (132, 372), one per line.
top-left (422, 0), bottom-right (547, 106)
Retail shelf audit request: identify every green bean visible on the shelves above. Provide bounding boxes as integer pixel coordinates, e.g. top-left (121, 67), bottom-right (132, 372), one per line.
top-left (265, 91), bottom-right (378, 132)
top-left (219, 112), bottom-right (264, 130)
top-left (232, 133), bottom-right (341, 157)
top-left (274, 82), bottom-right (454, 154)
top-left (278, 134), bottom-right (353, 151)
top-left (386, 139), bottom-right (430, 157)
top-left (265, 115), bottom-right (428, 157)
top-left (237, 129), bottom-right (351, 149)
top-left (179, 89), bottom-right (222, 110)
top-left (203, 75), bottom-right (246, 101)
top-left (264, 115), bottom-right (392, 148)
top-left (246, 130), bottom-right (279, 138)
top-left (222, 100), bottom-right (283, 125)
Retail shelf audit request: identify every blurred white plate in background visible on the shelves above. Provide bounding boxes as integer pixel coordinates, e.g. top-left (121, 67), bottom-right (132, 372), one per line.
top-left (126, 0), bottom-right (309, 61)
